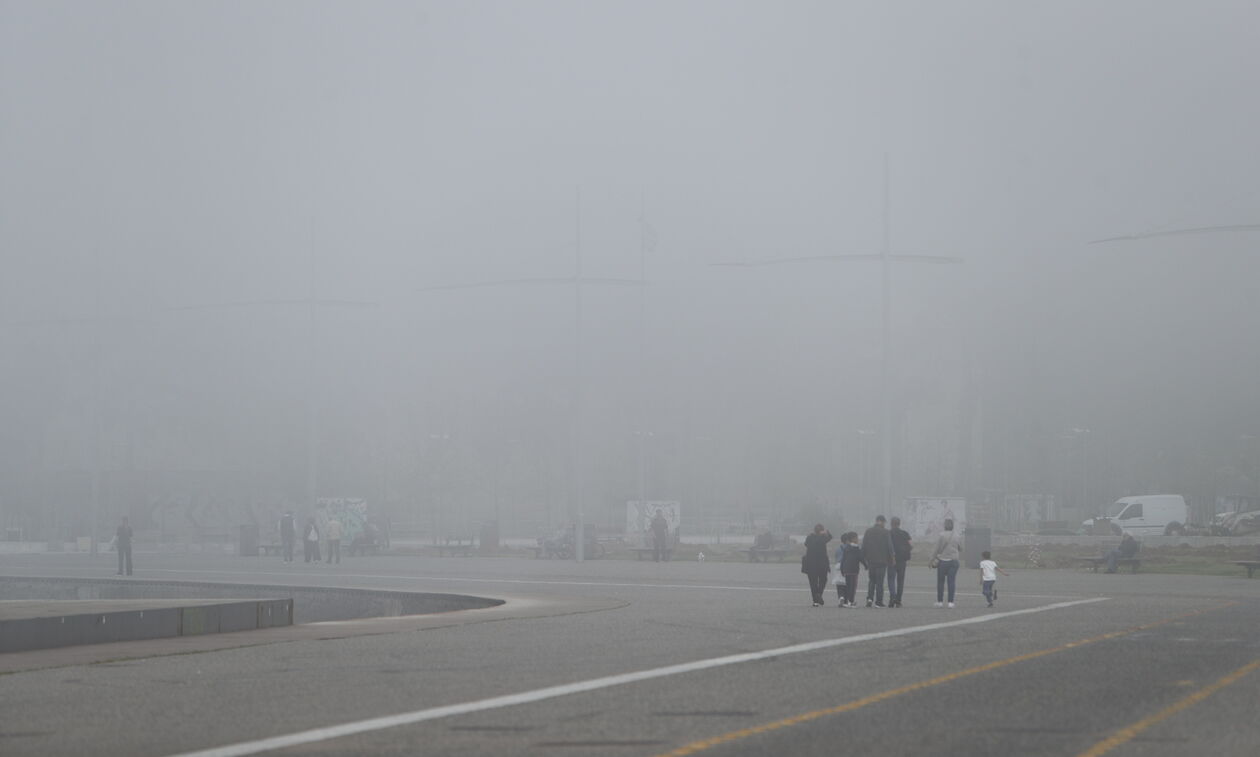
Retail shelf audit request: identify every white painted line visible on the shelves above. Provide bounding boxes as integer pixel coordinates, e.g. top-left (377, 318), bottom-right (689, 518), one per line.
top-left (2, 565), bottom-right (1081, 599)
top-left (164, 597), bottom-right (1108, 757)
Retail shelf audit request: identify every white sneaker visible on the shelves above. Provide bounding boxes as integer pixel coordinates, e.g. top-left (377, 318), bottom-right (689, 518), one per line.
top-left (934, 602), bottom-right (943, 608)
top-left (947, 602), bottom-right (955, 608)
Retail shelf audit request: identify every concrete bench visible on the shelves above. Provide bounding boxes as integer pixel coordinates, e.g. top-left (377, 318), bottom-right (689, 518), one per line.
top-left (746, 548), bottom-right (789, 563)
top-left (630, 548), bottom-right (672, 561)
top-left (1077, 556), bottom-right (1141, 573)
top-left (433, 542), bottom-right (475, 557)
top-left (1233, 560), bottom-right (1260, 578)
top-left (258, 544), bottom-right (286, 557)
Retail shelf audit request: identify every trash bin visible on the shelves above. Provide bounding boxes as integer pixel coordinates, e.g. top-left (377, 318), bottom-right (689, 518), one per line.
top-left (239, 524), bottom-right (259, 557)
top-left (963, 526), bottom-right (991, 569)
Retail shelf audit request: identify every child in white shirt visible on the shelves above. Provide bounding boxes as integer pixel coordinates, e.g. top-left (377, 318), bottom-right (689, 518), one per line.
top-left (979, 551), bottom-right (1009, 608)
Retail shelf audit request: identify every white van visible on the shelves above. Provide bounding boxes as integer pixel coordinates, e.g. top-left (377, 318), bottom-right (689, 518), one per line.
top-left (1083, 495), bottom-right (1189, 537)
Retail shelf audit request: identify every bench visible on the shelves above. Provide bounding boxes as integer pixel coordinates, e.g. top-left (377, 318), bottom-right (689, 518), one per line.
top-left (1077, 557), bottom-right (1141, 573)
top-left (746, 547), bottom-right (789, 563)
top-left (630, 547), bottom-right (672, 561)
top-left (258, 543), bottom-right (286, 557)
top-left (1233, 561), bottom-right (1260, 578)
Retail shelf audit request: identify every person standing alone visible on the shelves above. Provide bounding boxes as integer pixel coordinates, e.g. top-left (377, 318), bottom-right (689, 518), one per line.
top-left (115, 516), bottom-right (133, 576)
top-left (861, 515), bottom-right (896, 607)
top-left (887, 516), bottom-right (912, 607)
top-left (803, 524), bottom-right (832, 606)
top-left (326, 517), bottom-right (343, 564)
top-left (278, 510), bottom-right (296, 562)
top-left (650, 509), bottom-right (670, 562)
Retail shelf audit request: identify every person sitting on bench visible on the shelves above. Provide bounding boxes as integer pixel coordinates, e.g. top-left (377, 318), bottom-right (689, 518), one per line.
top-left (1104, 533), bottom-right (1139, 573)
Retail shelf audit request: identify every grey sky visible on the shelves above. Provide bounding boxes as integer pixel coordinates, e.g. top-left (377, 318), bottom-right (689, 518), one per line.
top-left (3, 1), bottom-right (1258, 535)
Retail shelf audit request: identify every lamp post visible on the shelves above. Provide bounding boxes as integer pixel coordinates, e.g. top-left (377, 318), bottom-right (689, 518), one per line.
top-left (2, 310), bottom-right (148, 554)
top-left (415, 191), bottom-right (645, 561)
top-left (167, 293), bottom-right (377, 522)
top-left (1094, 221), bottom-right (1259, 514)
top-left (714, 156), bottom-right (963, 515)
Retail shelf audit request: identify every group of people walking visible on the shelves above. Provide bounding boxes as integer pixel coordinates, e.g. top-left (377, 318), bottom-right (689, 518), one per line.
top-left (804, 516), bottom-right (996, 608)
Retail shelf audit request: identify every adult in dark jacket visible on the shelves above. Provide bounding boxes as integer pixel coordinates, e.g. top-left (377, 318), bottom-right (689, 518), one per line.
top-left (887, 516), bottom-right (913, 607)
top-left (861, 515), bottom-right (897, 607)
top-left (803, 524), bottom-right (833, 606)
top-left (1104, 533), bottom-right (1139, 573)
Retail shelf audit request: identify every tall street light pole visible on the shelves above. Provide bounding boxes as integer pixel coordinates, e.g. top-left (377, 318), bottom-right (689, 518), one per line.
top-left (415, 191), bottom-right (645, 562)
top-left (1094, 220), bottom-right (1259, 514)
top-left (637, 198), bottom-right (658, 529)
top-left (2, 312), bottom-right (140, 554)
top-left (168, 292), bottom-right (377, 520)
top-left (714, 156), bottom-right (963, 516)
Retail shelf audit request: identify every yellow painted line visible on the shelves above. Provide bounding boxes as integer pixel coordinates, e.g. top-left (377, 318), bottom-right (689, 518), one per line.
top-left (655, 602), bottom-right (1236, 757)
top-left (1076, 658), bottom-right (1260, 757)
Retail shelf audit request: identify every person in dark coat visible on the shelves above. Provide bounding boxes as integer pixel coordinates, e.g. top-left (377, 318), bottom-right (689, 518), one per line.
top-left (861, 515), bottom-right (897, 607)
top-left (803, 524), bottom-right (833, 606)
top-left (887, 516), bottom-right (913, 607)
top-left (115, 516), bottom-right (133, 576)
top-left (838, 531), bottom-right (864, 607)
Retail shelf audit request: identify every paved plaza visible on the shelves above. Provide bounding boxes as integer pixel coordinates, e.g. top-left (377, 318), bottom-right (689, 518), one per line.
top-left (2, 551), bottom-right (1258, 756)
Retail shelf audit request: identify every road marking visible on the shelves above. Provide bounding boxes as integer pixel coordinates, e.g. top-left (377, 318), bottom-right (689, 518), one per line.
top-left (163, 597), bottom-right (1106, 757)
top-left (654, 602), bottom-right (1234, 757)
top-left (1075, 657), bottom-right (1260, 757)
top-left (1, 565), bottom-right (1080, 599)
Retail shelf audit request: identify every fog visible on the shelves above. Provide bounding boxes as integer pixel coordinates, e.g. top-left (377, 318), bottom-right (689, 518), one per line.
top-left (2, 1), bottom-right (1258, 545)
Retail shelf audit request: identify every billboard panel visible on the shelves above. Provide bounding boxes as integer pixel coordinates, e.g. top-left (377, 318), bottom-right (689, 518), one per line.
top-left (901, 497), bottom-right (966, 541)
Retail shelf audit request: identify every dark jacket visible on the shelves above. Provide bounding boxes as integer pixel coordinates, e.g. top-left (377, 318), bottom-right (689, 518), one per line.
top-left (838, 543), bottom-right (864, 575)
top-left (115, 524), bottom-right (133, 547)
top-left (279, 514), bottom-right (296, 543)
top-left (803, 531), bottom-right (832, 574)
top-left (890, 527), bottom-right (912, 562)
top-left (1119, 537), bottom-right (1139, 558)
top-left (861, 525), bottom-right (895, 566)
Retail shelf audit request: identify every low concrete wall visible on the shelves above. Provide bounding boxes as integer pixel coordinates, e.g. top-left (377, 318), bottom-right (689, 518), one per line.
top-left (0, 598), bottom-right (294, 653)
top-left (0, 576), bottom-right (503, 623)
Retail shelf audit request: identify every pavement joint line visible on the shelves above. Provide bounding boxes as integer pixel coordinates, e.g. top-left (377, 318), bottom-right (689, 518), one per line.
top-left (161, 597), bottom-right (1108, 757)
top-left (652, 601), bottom-right (1236, 757)
top-left (1075, 655), bottom-right (1260, 757)
top-left (1, 566), bottom-right (1083, 599)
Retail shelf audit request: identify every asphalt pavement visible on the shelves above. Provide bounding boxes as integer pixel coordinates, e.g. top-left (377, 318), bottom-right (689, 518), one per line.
top-left (1, 550), bottom-right (1258, 757)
